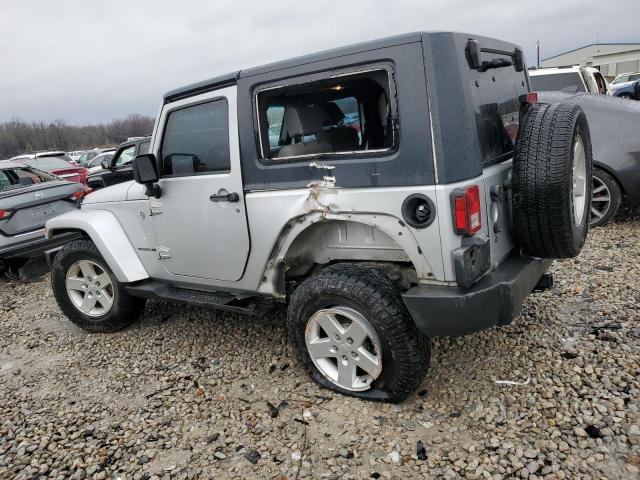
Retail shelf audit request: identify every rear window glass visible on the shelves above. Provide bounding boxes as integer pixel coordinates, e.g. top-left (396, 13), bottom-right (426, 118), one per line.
top-left (256, 68), bottom-right (394, 160)
top-left (530, 72), bottom-right (586, 93)
top-left (25, 157), bottom-right (72, 170)
top-left (0, 166), bottom-right (54, 190)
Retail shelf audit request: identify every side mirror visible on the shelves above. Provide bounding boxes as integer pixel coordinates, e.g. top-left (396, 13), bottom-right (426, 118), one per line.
top-left (132, 154), bottom-right (161, 198)
top-left (101, 160), bottom-right (110, 170)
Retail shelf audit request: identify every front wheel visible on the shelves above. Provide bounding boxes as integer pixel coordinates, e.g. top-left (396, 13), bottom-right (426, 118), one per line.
top-left (619, 93), bottom-right (633, 99)
top-left (287, 263), bottom-right (430, 402)
top-left (51, 239), bottom-right (145, 332)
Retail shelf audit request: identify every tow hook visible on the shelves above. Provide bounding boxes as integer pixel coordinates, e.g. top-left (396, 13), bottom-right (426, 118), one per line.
top-left (534, 273), bottom-right (554, 291)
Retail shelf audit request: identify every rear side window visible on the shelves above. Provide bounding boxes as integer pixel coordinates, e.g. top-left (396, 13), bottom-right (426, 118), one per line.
top-left (160, 99), bottom-right (230, 176)
top-left (256, 68), bottom-right (394, 160)
top-left (529, 72), bottom-right (586, 93)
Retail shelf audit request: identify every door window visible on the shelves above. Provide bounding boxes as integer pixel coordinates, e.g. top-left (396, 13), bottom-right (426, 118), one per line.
top-left (115, 146), bottom-right (136, 167)
top-left (160, 99), bottom-right (230, 176)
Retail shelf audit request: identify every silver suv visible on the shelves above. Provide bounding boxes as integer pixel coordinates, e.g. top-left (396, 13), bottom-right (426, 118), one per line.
top-left (45, 32), bottom-right (593, 402)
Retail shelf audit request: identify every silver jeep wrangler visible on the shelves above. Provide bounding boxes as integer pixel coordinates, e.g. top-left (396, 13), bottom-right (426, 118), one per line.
top-left (46, 32), bottom-right (592, 402)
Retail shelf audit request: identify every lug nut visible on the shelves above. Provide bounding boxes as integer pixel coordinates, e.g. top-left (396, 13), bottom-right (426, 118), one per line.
top-left (351, 351), bottom-right (358, 359)
top-left (346, 337), bottom-right (353, 345)
top-left (334, 334), bottom-right (341, 341)
top-left (330, 345), bottom-right (338, 353)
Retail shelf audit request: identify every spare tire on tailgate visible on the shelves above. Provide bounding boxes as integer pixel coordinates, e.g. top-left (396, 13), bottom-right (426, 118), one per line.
top-left (512, 103), bottom-right (592, 259)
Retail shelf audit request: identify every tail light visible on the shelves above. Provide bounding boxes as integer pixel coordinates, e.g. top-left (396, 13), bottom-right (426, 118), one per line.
top-left (69, 187), bottom-right (94, 201)
top-left (451, 185), bottom-right (482, 235)
top-left (519, 92), bottom-right (538, 104)
top-left (0, 209), bottom-right (14, 220)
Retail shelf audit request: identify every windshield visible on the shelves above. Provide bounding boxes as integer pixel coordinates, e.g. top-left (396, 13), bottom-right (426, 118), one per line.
top-left (24, 157), bottom-right (73, 170)
top-left (530, 72), bottom-right (586, 93)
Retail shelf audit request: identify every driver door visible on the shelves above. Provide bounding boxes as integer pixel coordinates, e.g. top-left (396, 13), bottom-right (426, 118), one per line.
top-left (149, 86), bottom-right (250, 282)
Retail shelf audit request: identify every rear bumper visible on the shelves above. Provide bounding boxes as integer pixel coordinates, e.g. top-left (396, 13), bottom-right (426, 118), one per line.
top-left (0, 231), bottom-right (82, 259)
top-left (402, 254), bottom-right (551, 337)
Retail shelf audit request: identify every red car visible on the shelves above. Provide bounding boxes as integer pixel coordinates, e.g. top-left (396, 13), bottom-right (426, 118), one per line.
top-left (13, 156), bottom-right (89, 185)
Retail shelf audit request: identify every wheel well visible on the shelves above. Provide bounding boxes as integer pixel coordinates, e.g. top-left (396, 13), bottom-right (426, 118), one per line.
top-left (283, 220), bottom-right (418, 289)
top-left (593, 164), bottom-right (624, 195)
top-left (48, 227), bottom-right (91, 240)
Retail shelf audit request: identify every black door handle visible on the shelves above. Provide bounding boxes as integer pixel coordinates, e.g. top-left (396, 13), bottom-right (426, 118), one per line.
top-left (210, 192), bottom-right (240, 202)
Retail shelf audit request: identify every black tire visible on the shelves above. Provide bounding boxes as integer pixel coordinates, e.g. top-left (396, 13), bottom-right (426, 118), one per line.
top-left (619, 93), bottom-right (633, 100)
top-left (590, 169), bottom-right (622, 227)
top-left (287, 263), bottom-right (430, 403)
top-left (51, 239), bottom-right (145, 333)
top-left (512, 103), bottom-right (592, 258)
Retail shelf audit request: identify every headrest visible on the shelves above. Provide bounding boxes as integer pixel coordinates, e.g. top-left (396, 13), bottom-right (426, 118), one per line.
top-left (283, 104), bottom-right (330, 136)
top-left (320, 102), bottom-right (345, 124)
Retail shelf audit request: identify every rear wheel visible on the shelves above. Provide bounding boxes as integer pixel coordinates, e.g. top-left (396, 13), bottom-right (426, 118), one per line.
top-left (51, 240), bottom-right (145, 332)
top-left (287, 263), bottom-right (430, 402)
top-left (590, 169), bottom-right (622, 227)
top-left (512, 103), bottom-right (592, 258)
top-left (619, 93), bottom-right (633, 99)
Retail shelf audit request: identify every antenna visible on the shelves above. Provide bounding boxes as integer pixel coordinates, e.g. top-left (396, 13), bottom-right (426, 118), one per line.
top-left (536, 41), bottom-right (540, 68)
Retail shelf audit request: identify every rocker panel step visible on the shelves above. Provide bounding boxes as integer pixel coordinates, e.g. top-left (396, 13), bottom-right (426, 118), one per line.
top-left (126, 280), bottom-right (273, 316)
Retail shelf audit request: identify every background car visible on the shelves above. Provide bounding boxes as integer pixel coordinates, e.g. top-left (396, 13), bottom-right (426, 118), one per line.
top-left (77, 149), bottom-right (104, 165)
top-left (13, 156), bottom-right (89, 185)
top-left (12, 150), bottom-right (79, 166)
top-left (612, 72), bottom-right (640, 85)
top-left (609, 79), bottom-right (640, 100)
top-left (529, 66), bottom-right (608, 95)
top-left (86, 151), bottom-right (115, 175)
top-left (87, 137), bottom-right (150, 189)
top-left (537, 90), bottom-right (640, 226)
top-left (0, 160), bottom-right (85, 280)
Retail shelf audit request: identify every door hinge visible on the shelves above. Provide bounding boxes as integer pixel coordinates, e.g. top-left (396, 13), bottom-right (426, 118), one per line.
top-left (157, 246), bottom-right (171, 259)
top-left (150, 202), bottom-right (163, 216)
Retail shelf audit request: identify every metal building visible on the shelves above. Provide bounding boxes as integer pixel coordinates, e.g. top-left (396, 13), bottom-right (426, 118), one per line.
top-left (541, 43), bottom-right (640, 80)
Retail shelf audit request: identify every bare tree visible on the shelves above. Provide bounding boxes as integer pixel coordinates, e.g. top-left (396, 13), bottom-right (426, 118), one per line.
top-left (0, 115), bottom-right (155, 158)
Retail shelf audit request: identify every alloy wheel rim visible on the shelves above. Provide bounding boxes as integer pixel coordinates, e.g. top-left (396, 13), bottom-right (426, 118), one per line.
top-left (590, 176), bottom-right (611, 224)
top-left (305, 306), bottom-right (382, 391)
top-left (571, 135), bottom-right (587, 227)
top-left (65, 260), bottom-right (115, 317)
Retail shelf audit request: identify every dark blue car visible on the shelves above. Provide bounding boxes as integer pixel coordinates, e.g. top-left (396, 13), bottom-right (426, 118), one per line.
top-left (609, 73), bottom-right (640, 99)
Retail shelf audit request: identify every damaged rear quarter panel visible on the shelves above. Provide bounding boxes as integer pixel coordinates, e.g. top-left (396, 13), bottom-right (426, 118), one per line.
top-left (244, 184), bottom-right (444, 296)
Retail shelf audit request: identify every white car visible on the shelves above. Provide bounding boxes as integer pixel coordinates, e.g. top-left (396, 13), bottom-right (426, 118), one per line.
top-left (529, 66), bottom-right (609, 95)
top-left (86, 152), bottom-right (115, 175)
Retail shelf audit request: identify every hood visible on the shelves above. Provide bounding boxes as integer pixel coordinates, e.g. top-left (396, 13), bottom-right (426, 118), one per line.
top-left (82, 181), bottom-right (136, 204)
top-left (611, 80), bottom-right (636, 91)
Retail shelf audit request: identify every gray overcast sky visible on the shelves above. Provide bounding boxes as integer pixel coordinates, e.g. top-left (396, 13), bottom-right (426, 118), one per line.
top-left (1, 0), bottom-right (637, 124)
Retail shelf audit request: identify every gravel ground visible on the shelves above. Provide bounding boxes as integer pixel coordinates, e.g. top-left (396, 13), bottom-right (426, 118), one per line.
top-left (1, 208), bottom-right (639, 480)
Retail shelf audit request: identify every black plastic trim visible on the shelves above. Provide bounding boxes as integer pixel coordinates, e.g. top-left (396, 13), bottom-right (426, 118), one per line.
top-left (0, 231), bottom-right (83, 259)
top-left (402, 254), bottom-right (551, 337)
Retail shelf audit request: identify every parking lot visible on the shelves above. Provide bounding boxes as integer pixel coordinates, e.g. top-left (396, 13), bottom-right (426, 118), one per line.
top-left (0, 208), bottom-right (637, 479)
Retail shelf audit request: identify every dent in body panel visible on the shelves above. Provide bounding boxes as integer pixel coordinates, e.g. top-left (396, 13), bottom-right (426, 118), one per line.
top-left (245, 185), bottom-right (444, 297)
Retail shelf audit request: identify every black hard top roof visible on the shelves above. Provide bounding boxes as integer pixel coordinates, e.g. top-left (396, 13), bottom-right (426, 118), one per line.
top-left (163, 32), bottom-right (427, 102)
